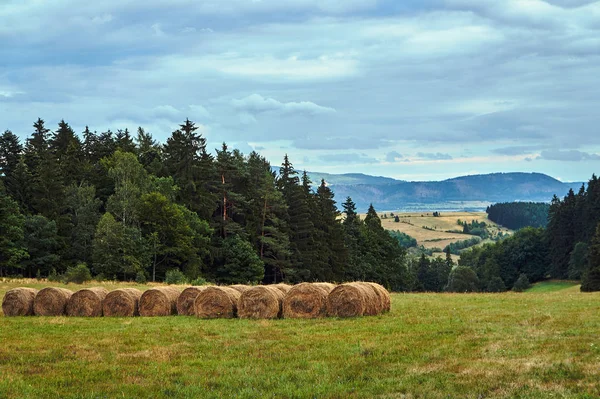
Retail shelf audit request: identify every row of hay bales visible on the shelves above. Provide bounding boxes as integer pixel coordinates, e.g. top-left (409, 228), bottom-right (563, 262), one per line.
top-left (2, 282), bottom-right (390, 319)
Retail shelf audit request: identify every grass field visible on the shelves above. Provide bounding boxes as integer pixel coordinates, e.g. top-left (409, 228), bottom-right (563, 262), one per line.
top-left (1, 279), bottom-right (599, 398)
top-left (527, 281), bottom-right (580, 293)
top-left (370, 212), bottom-right (512, 260)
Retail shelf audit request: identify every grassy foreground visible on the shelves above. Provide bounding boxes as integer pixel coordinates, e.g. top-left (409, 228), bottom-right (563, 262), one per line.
top-left (1, 280), bottom-right (599, 398)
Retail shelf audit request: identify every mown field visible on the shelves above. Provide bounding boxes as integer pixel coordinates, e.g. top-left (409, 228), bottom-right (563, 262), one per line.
top-left (374, 211), bottom-right (513, 261)
top-left (1, 279), bottom-right (599, 398)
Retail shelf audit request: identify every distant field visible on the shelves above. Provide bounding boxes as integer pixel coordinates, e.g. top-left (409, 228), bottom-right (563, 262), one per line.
top-left (527, 281), bottom-right (580, 293)
top-left (366, 211), bottom-right (512, 251)
top-left (1, 279), bottom-right (599, 398)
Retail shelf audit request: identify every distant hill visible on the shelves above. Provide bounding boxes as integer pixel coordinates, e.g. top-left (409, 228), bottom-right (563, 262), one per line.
top-left (303, 172), bottom-right (583, 213)
top-left (307, 172), bottom-right (402, 186)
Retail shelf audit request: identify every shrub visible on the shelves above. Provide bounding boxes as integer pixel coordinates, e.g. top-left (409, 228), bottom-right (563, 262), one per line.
top-left (513, 273), bottom-right (530, 292)
top-left (135, 271), bottom-right (147, 284)
top-left (48, 268), bottom-right (62, 282)
top-left (165, 269), bottom-right (188, 285)
top-left (36, 269), bottom-right (42, 281)
top-left (64, 263), bottom-right (93, 284)
top-left (445, 266), bottom-right (479, 292)
top-left (487, 276), bottom-right (507, 292)
top-left (190, 276), bottom-right (209, 286)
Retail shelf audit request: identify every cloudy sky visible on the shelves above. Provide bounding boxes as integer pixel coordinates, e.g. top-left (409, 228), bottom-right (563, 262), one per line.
top-left (1, 0), bottom-right (599, 182)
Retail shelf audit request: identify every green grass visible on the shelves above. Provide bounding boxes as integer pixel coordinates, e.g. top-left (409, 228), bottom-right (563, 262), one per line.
top-left (1, 279), bottom-right (599, 398)
top-left (526, 281), bottom-right (580, 293)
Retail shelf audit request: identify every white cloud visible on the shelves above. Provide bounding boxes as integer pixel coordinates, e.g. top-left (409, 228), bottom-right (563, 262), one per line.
top-left (231, 94), bottom-right (335, 116)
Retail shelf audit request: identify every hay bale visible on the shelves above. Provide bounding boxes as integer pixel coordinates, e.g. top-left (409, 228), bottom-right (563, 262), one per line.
top-left (354, 282), bottom-right (381, 316)
top-left (313, 282), bottom-right (336, 292)
top-left (139, 286), bottom-right (181, 316)
top-left (228, 284), bottom-right (251, 294)
top-left (2, 287), bottom-right (38, 316)
top-left (238, 285), bottom-right (285, 319)
top-left (177, 286), bottom-right (210, 315)
top-left (103, 288), bottom-right (142, 317)
top-left (364, 282), bottom-right (391, 313)
top-left (282, 283), bottom-right (334, 319)
top-left (33, 287), bottom-right (74, 316)
top-left (66, 287), bottom-right (109, 317)
top-left (327, 282), bottom-right (379, 318)
top-left (271, 283), bottom-right (292, 294)
top-left (194, 286), bottom-right (241, 318)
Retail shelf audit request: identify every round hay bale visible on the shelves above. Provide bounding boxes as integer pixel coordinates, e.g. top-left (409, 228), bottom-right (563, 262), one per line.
top-left (364, 282), bottom-right (391, 313)
top-left (282, 283), bottom-right (332, 319)
top-left (354, 282), bottom-right (381, 316)
top-left (177, 286), bottom-right (210, 315)
top-left (228, 284), bottom-right (251, 294)
top-left (271, 283), bottom-right (292, 294)
top-left (33, 287), bottom-right (74, 316)
top-left (313, 282), bottom-right (336, 292)
top-left (139, 286), bottom-right (181, 317)
top-left (326, 282), bottom-right (374, 318)
top-left (66, 287), bottom-right (109, 317)
top-left (2, 287), bottom-right (38, 316)
top-left (238, 285), bottom-right (284, 319)
top-left (103, 288), bottom-right (142, 317)
top-left (194, 286), bottom-right (241, 319)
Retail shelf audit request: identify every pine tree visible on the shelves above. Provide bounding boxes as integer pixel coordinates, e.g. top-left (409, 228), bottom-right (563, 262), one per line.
top-left (244, 153), bottom-right (291, 283)
top-left (136, 127), bottom-right (163, 175)
top-left (21, 215), bottom-right (61, 277)
top-left (115, 128), bottom-right (136, 153)
top-left (581, 223), bottom-right (600, 292)
top-left (9, 157), bottom-right (33, 213)
top-left (163, 119), bottom-right (211, 215)
top-left (0, 181), bottom-right (28, 276)
top-left (214, 143), bottom-right (247, 238)
top-left (276, 156), bottom-right (316, 281)
top-left (314, 179), bottom-right (347, 281)
top-left (0, 130), bottom-right (23, 198)
top-left (217, 235), bottom-right (264, 284)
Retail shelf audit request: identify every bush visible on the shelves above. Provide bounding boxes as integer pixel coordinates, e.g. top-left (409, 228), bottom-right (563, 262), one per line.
top-left (165, 269), bottom-right (188, 285)
top-left (190, 276), bottom-right (209, 286)
top-left (487, 276), bottom-right (507, 292)
top-left (48, 268), bottom-right (62, 282)
top-left (36, 269), bottom-right (42, 281)
top-left (445, 266), bottom-right (479, 292)
top-left (64, 263), bottom-right (92, 284)
top-left (135, 271), bottom-right (147, 284)
top-left (513, 273), bottom-right (530, 292)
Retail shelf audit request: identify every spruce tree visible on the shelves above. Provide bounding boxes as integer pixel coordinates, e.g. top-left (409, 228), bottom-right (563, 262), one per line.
top-left (0, 181), bottom-right (28, 277)
top-left (276, 155), bottom-right (316, 281)
top-left (581, 223), bottom-right (600, 292)
top-left (314, 179), bottom-right (347, 281)
top-left (0, 130), bottom-right (23, 197)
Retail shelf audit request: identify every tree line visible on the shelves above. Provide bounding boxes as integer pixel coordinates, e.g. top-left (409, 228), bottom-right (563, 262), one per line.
top-left (486, 202), bottom-right (550, 230)
top-left (457, 178), bottom-right (600, 292)
top-left (0, 118), bottom-right (416, 290)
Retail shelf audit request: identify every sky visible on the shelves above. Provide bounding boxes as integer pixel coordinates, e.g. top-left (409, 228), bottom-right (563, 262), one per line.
top-left (1, 0), bottom-right (599, 182)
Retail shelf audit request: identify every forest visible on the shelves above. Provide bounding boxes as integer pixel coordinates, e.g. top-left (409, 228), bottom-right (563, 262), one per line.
top-left (458, 180), bottom-right (600, 292)
top-left (1, 118), bottom-right (599, 292)
top-left (486, 202), bottom-right (550, 230)
top-left (0, 119), bottom-right (410, 289)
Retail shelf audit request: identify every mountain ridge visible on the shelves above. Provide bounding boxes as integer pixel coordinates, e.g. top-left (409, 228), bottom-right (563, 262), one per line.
top-left (301, 171), bottom-right (584, 213)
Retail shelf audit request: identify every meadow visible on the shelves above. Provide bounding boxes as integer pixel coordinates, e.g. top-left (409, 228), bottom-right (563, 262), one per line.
top-left (375, 211), bottom-right (512, 260)
top-left (1, 279), bottom-right (599, 398)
